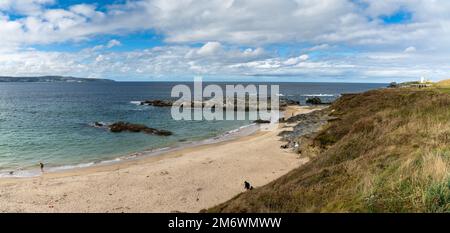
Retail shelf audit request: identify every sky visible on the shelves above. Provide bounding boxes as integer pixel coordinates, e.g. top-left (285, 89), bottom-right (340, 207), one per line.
top-left (0, 0), bottom-right (449, 82)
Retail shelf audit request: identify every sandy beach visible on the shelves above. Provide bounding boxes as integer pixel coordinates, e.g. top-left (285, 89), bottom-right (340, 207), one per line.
top-left (0, 106), bottom-right (323, 213)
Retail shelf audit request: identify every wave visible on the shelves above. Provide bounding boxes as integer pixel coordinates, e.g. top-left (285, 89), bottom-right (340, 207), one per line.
top-left (1, 123), bottom-right (259, 178)
top-left (130, 100), bottom-right (142, 105)
top-left (224, 123), bottom-right (257, 135)
top-left (0, 169), bottom-right (40, 178)
top-left (47, 162), bottom-right (96, 172)
top-left (88, 121), bottom-right (109, 128)
top-left (302, 94), bottom-right (336, 97)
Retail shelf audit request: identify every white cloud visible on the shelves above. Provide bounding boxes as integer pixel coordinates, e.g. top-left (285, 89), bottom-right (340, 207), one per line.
top-left (0, 0), bottom-right (449, 81)
top-left (90, 40), bottom-right (122, 51)
top-left (308, 44), bottom-right (331, 51)
top-left (185, 42), bottom-right (268, 64)
top-left (69, 4), bottom-right (97, 18)
top-left (283, 55), bottom-right (309, 65)
top-left (95, 54), bottom-right (105, 62)
top-left (196, 42), bottom-right (222, 56)
top-left (0, 0), bottom-right (55, 15)
top-left (107, 39), bottom-right (121, 48)
top-left (1, 43), bottom-right (448, 82)
top-left (404, 46), bottom-right (416, 53)
top-left (0, 0), bottom-right (449, 49)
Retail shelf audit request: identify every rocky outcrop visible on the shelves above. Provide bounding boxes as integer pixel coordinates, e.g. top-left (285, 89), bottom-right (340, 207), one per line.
top-left (279, 109), bottom-right (331, 151)
top-left (280, 98), bottom-right (300, 107)
top-left (388, 82), bottom-right (398, 88)
top-left (141, 100), bottom-right (174, 107)
top-left (306, 97), bottom-right (323, 105)
top-left (139, 97), bottom-right (300, 111)
top-left (253, 119), bottom-right (271, 124)
top-left (108, 122), bottom-right (172, 136)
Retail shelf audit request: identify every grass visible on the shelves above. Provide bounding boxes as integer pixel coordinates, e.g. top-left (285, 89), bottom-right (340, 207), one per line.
top-left (207, 88), bottom-right (450, 213)
top-left (434, 79), bottom-right (450, 94)
top-left (435, 79), bottom-right (450, 88)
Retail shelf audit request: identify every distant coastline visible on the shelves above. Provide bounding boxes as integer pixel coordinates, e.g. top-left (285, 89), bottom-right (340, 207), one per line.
top-left (0, 76), bottom-right (114, 83)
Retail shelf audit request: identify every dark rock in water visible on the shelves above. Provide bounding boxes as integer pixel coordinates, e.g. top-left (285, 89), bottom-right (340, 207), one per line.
top-left (388, 82), bottom-right (398, 88)
top-left (280, 99), bottom-right (300, 106)
top-left (141, 99), bottom-right (206, 108)
top-left (306, 97), bottom-right (323, 105)
top-left (253, 119), bottom-right (271, 124)
top-left (140, 98), bottom-right (292, 111)
top-left (94, 122), bottom-right (104, 127)
top-left (109, 122), bottom-right (172, 136)
top-left (279, 98), bottom-right (300, 110)
top-left (140, 97), bottom-right (305, 112)
top-left (141, 100), bottom-right (174, 107)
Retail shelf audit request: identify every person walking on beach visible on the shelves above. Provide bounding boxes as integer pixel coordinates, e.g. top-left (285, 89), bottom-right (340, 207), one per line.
top-left (40, 162), bottom-right (44, 173)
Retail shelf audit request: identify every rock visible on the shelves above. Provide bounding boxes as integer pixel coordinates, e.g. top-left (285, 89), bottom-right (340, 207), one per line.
top-left (280, 98), bottom-right (300, 107)
top-left (141, 100), bottom-right (174, 107)
top-left (140, 98), bottom-right (275, 111)
top-left (253, 119), bottom-right (271, 124)
top-left (108, 122), bottom-right (172, 136)
top-left (279, 108), bottom-right (332, 149)
top-left (279, 98), bottom-right (300, 110)
top-left (388, 82), bottom-right (398, 88)
top-left (327, 117), bottom-right (340, 122)
top-left (306, 97), bottom-right (323, 105)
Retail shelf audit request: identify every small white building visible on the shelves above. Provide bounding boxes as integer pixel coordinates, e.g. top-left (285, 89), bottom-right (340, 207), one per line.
top-left (420, 76), bottom-right (431, 84)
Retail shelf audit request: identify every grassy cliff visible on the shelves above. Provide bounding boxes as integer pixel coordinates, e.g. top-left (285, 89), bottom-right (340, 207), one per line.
top-left (209, 88), bottom-right (450, 213)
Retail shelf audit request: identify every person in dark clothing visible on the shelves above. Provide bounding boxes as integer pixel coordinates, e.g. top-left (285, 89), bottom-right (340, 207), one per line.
top-left (244, 181), bottom-right (253, 190)
top-left (40, 162), bottom-right (44, 172)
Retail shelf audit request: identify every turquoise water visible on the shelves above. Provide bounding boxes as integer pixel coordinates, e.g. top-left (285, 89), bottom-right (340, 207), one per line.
top-left (0, 82), bottom-right (385, 175)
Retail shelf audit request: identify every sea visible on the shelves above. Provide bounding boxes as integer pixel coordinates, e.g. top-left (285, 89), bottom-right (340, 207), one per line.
top-left (0, 82), bottom-right (386, 176)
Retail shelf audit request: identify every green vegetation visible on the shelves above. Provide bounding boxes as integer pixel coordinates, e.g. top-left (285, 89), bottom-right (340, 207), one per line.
top-left (0, 76), bottom-right (114, 83)
top-left (435, 79), bottom-right (450, 94)
top-left (208, 88), bottom-right (450, 213)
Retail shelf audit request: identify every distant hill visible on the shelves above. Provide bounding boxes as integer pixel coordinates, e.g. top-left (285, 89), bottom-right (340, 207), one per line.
top-left (436, 79), bottom-right (450, 88)
top-left (0, 76), bottom-right (115, 83)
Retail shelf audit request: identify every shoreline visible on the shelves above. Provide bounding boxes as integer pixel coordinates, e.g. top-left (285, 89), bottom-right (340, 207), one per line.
top-left (0, 122), bottom-right (260, 178)
top-left (0, 105), bottom-right (326, 213)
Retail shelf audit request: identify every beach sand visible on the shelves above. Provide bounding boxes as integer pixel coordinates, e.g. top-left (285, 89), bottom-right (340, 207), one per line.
top-left (0, 106), bottom-right (324, 213)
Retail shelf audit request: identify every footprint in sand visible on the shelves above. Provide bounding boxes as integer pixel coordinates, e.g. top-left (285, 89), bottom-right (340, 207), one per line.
top-left (160, 171), bottom-right (169, 175)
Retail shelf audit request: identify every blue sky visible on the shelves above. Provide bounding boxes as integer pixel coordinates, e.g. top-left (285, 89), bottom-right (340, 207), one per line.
top-left (381, 10), bottom-right (412, 24)
top-left (0, 0), bottom-right (449, 82)
top-left (33, 30), bottom-right (165, 52)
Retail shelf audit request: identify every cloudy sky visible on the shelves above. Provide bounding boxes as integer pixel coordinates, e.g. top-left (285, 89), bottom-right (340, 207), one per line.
top-left (0, 0), bottom-right (449, 82)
